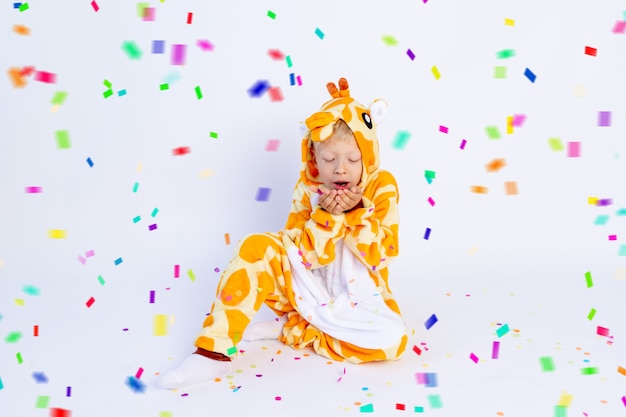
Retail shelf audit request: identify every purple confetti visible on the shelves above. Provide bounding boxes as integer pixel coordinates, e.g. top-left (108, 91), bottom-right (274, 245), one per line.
top-left (148, 224), bottom-right (157, 231)
top-left (152, 40), bottom-right (165, 54)
top-left (598, 111), bottom-right (611, 127)
top-left (171, 44), bottom-right (187, 65)
top-left (460, 139), bottom-right (467, 149)
top-left (406, 49), bottom-right (415, 61)
top-left (492, 341), bottom-right (500, 359)
top-left (255, 187), bottom-right (271, 202)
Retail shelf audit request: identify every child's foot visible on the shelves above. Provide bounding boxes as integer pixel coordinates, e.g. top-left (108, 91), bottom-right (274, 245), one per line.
top-left (242, 315), bottom-right (288, 341)
top-left (157, 354), bottom-right (232, 389)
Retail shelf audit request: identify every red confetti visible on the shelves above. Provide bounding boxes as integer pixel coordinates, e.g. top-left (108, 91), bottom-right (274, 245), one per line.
top-left (396, 403), bottom-right (406, 410)
top-left (34, 325), bottom-right (39, 336)
top-left (172, 146), bottom-right (191, 156)
top-left (584, 46), bottom-right (597, 56)
top-left (49, 408), bottom-right (72, 417)
top-left (268, 86), bottom-right (283, 102)
top-left (412, 345), bottom-right (422, 355)
top-left (86, 297), bottom-right (95, 308)
top-left (20, 66), bottom-right (36, 76)
top-left (267, 49), bottom-right (285, 60)
top-left (186, 12), bottom-right (193, 24)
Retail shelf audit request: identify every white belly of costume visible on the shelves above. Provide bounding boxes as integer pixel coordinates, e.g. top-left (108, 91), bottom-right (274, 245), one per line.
top-left (287, 239), bottom-right (405, 349)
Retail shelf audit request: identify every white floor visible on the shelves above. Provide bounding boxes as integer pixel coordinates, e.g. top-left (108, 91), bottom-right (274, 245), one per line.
top-left (2, 242), bottom-right (625, 417)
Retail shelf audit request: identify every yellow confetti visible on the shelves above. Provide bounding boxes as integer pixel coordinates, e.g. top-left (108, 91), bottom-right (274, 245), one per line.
top-left (558, 392), bottom-right (573, 407)
top-left (431, 65), bottom-right (441, 80)
top-left (137, 162), bottom-right (143, 173)
top-left (199, 169), bottom-right (215, 178)
top-left (504, 18), bottom-right (515, 26)
top-left (506, 116), bottom-right (514, 134)
top-left (154, 314), bottom-right (168, 336)
top-left (48, 229), bottom-right (67, 239)
top-left (587, 197), bottom-right (599, 205)
top-left (15, 299), bottom-right (25, 306)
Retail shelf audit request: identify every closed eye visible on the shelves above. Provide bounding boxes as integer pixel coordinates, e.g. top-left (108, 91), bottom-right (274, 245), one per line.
top-left (349, 159), bottom-right (360, 163)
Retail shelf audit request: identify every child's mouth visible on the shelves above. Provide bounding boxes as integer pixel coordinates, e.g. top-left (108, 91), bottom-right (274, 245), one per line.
top-left (334, 182), bottom-right (349, 189)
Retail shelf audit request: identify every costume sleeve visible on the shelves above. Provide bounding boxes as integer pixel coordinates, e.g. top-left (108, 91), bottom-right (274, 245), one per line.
top-left (284, 180), bottom-right (346, 268)
top-left (343, 170), bottom-right (399, 272)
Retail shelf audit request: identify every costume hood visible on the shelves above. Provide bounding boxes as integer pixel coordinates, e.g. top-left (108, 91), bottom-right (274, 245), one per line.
top-left (300, 78), bottom-right (388, 189)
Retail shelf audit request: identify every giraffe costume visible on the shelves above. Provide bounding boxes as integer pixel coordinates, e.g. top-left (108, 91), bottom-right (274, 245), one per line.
top-left (195, 78), bottom-right (407, 363)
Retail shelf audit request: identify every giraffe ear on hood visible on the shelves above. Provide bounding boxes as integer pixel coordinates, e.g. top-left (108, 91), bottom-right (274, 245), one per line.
top-left (368, 99), bottom-right (388, 125)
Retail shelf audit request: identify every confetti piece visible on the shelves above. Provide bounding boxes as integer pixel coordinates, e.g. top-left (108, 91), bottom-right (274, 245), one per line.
top-left (554, 405), bottom-right (567, 417)
top-left (496, 323), bottom-right (510, 337)
top-left (154, 314), bottom-right (168, 336)
top-left (618, 366), bottom-right (626, 376)
top-left (392, 131), bottom-right (411, 150)
top-left (424, 313), bottom-right (438, 330)
top-left (612, 21), bottom-right (626, 34)
top-left (32, 372), bottom-right (48, 383)
top-left (133, 215), bottom-right (141, 223)
top-left (567, 142), bottom-right (581, 157)
top-left (598, 111), bottom-right (611, 126)
top-left (186, 12), bottom-right (193, 24)
top-left (597, 326), bottom-right (610, 337)
top-left (460, 139), bottom-right (467, 149)
top-left (470, 186), bottom-right (488, 194)
top-left (620, 245), bottom-right (626, 256)
top-left (86, 297), bottom-right (95, 308)
top-left (587, 308), bottom-right (596, 320)
top-left (5, 331), bottom-right (22, 343)
top-left (55, 130), bottom-right (71, 149)
top-left (296, 75), bottom-right (302, 86)
top-left (90, 1), bottom-right (99, 12)
top-left (427, 394), bottom-right (443, 409)
top-left (431, 65), bottom-right (441, 80)
top-left (122, 41), bottom-right (143, 60)
top-left (49, 408), bottom-right (72, 417)
top-left (268, 86), bottom-right (284, 102)
top-left (412, 345), bottom-right (422, 355)
top-left (494, 66), bottom-right (507, 79)
top-left (23, 285), bottom-right (40, 296)
top-left (469, 353), bottom-right (479, 363)
top-left (267, 49), bottom-right (285, 60)
top-left (142, 7), bottom-right (156, 21)
top-left (580, 367), bottom-right (599, 375)
top-left (524, 68), bottom-right (536, 83)
top-left (256, 187), bottom-right (271, 202)
top-left (285, 55), bottom-right (293, 68)
top-left (485, 126), bottom-right (501, 140)
top-left (486, 158), bottom-right (506, 172)
top-left (36, 395), bottom-right (50, 408)
top-left (504, 181), bottom-right (518, 195)
top-left (0, 378), bottom-right (3, 390)
top-left (103, 89), bottom-right (113, 98)
top-left (585, 271), bottom-right (593, 288)
top-left (265, 139), bottom-right (280, 151)
top-left (381, 35), bottom-right (399, 46)
top-left (224, 233), bottom-right (231, 245)
top-left (194, 85), bottom-right (203, 100)
top-left (48, 229), bottom-right (67, 239)
top-left (506, 116), bottom-right (514, 134)
top-left (126, 376), bottom-right (146, 393)
top-left (359, 404), bottom-right (374, 413)
top-left (34, 70), bottom-right (56, 84)
top-left (558, 392), bottom-right (573, 407)
top-left (275, 396), bottom-right (282, 401)
top-left (227, 346), bottom-right (237, 356)
top-left (132, 182), bottom-right (140, 193)
top-left (622, 396), bottom-right (626, 407)
top-left (315, 27), bottom-right (325, 39)
top-left (16, 352), bottom-right (23, 364)
top-left (135, 367), bottom-right (144, 379)
top-left (492, 341), bottom-right (500, 359)
top-left (7, 67), bottom-right (28, 88)
top-left (209, 131), bottom-right (219, 139)
top-left (414, 406), bottom-right (425, 413)
top-left (172, 146), bottom-right (191, 156)
top-left (86, 157), bottom-right (94, 167)
top-left (188, 269), bottom-right (196, 282)
top-left (25, 186), bottom-right (42, 193)
top-left (248, 80), bottom-right (270, 98)
top-left (159, 413), bottom-right (172, 417)
top-left (171, 44), bottom-right (187, 65)
top-left (406, 49), bottom-right (416, 60)
top-left (114, 257), bottom-right (123, 265)
top-left (152, 40), bottom-right (165, 54)
top-left (66, 386), bottom-right (71, 396)
top-left (439, 125), bottom-right (448, 134)
top-left (77, 255), bottom-right (86, 264)
top-left (427, 197), bottom-right (435, 206)
top-left (596, 198), bottom-right (612, 206)
top-left (34, 325), bottom-right (39, 336)
top-left (267, 10), bottom-right (276, 19)
top-left (539, 356), bottom-right (555, 372)
top-left (424, 170), bottom-right (436, 184)
top-left (504, 18), bottom-right (515, 26)
top-left (160, 83), bottom-right (170, 91)
top-left (13, 24), bottom-right (31, 35)
top-left (547, 137), bottom-right (564, 151)
top-left (396, 404), bottom-right (406, 410)
top-left (594, 215), bottom-right (609, 226)
top-left (423, 227), bottom-right (431, 240)
top-left (496, 49), bottom-right (515, 59)
top-left (197, 39), bottom-right (214, 52)
top-left (584, 46), bottom-right (597, 56)
top-left (149, 291), bottom-right (155, 304)
top-left (174, 265), bottom-right (180, 278)
top-left (513, 114), bottom-right (527, 127)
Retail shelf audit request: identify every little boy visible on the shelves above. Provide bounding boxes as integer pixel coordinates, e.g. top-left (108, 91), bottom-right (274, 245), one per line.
top-left (158, 78), bottom-right (407, 389)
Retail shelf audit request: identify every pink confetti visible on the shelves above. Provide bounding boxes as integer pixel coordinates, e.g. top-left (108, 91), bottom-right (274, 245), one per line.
top-left (460, 139), bottom-right (467, 149)
top-left (268, 86), bottom-right (284, 102)
top-left (197, 39), bottom-right (214, 51)
top-left (91, 0), bottom-right (99, 12)
top-left (265, 139), bottom-right (280, 151)
top-left (296, 75), bottom-right (302, 86)
top-left (469, 353), bottom-right (479, 363)
top-left (275, 396), bottom-right (282, 401)
top-left (567, 142), bottom-right (581, 158)
top-left (174, 264), bottom-right (180, 278)
top-left (427, 197), bottom-right (435, 206)
top-left (597, 326), bottom-right (610, 337)
top-left (492, 341), bottom-right (500, 359)
top-left (439, 125), bottom-right (448, 134)
top-left (85, 249), bottom-right (95, 257)
top-left (609, 235), bottom-right (617, 241)
top-left (171, 44), bottom-right (187, 65)
top-left (135, 367), bottom-right (144, 379)
top-left (142, 7), bottom-right (156, 21)
top-left (512, 114), bottom-right (527, 127)
top-left (34, 71), bottom-right (57, 84)
top-left (24, 186), bottom-right (42, 193)
top-left (612, 21), bottom-right (626, 34)
top-left (77, 255), bottom-right (86, 265)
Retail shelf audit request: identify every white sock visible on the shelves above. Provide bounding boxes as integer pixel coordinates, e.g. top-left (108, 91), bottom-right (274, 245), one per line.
top-left (157, 354), bottom-right (232, 390)
top-left (242, 315), bottom-right (288, 341)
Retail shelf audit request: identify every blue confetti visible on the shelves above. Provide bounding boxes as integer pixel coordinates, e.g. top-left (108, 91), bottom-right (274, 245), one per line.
top-left (247, 80), bottom-right (270, 98)
top-left (423, 227), bottom-right (431, 240)
top-left (524, 67), bottom-right (536, 83)
top-left (424, 313), bottom-right (438, 330)
top-left (289, 73), bottom-right (295, 86)
top-left (125, 376), bottom-right (146, 393)
top-left (86, 157), bottom-right (94, 167)
top-left (32, 372), bottom-right (49, 384)
top-left (255, 187), bottom-right (271, 202)
top-left (114, 257), bottom-right (123, 266)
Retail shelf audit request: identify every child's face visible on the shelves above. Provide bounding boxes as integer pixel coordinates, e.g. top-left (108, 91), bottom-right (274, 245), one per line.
top-left (312, 136), bottom-right (363, 191)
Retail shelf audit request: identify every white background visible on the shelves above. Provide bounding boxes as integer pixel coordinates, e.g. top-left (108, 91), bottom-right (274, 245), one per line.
top-left (1, 1), bottom-right (625, 416)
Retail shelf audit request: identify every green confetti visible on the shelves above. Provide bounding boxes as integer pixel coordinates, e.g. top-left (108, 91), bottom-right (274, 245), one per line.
top-left (97, 275), bottom-right (105, 286)
top-left (580, 367), bottom-right (599, 375)
top-left (5, 331), bottom-right (22, 343)
top-left (285, 55), bottom-right (293, 68)
top-left (496, 323), bottom-right (510, 338)
top-left (381, 35), bottom-right (399, 46)
top-left (314, 27), bottom-right (325, 40)
top-left (424, 170), bottom-right (436, 185)
top-left (485, 126), bottom-right (501, 140)
top-left (132, 182), bottom-right (139, 193)
top-left (267, 10), bottom-right (276, 19)
top-left (619, 245), bottom-right (626, 257)
top-left (23, 285), bottom-right (40, 296)
top-left (539, 356), bottom-right (555, 372)
top-left (188, 269), bottom-right (196, 282)
top-left (392, 130), bottom-right (411, 150)
top-left (494, 66), bottom-right (507, 79)
top-left (122, 40), bottom-right (143, 60)
top-left (427, 394), bottom-right (443, 409)
top-left (593, 215), bottom-right (609, 226)
top-left (0, 377), bottom-right (3, 390)
top-left (414, 406), bottom-right (425, 413)
top-left (359, 404), bottom-right (374, 413)
top-left (51, 91), bottom-right (68, 105)
top-left (547, 137), bottom-right (564, 151)
top-left (103, 79), bottom-right (112, 88)
top-left (160, 83), bottom-right (169, 91)
top-left (195, 86), bottom-right (203, 100)
top-left (19, 3), bottom-right (29, 12)
top-left (587, 307), bottom-right (596, 320)
top-left (137, 2), bottom-right (149, 17)
top-left (554, 405), bottom-right (567, 417)
top-left (35, 395), bottom-right (50, 408)
top-left (133, 215), bottom-right (141, 223)
top-left (209, 131), bottom-right (218, 139)
top-left (55, 130), bottom-right (71, 149)
top-left (584, 271), bottom-right (593, 288)
top-left (16, 352), bottom-right (23, 364)
top-left (616, 208), bottom-right (626, 216)
top-left (151, 208), bottom-right (159, 217)
top-left (103, 89), bottom-right (113, 99)
top-left (496, 49), bottom-right (516, 59)
top-left (226, 345), bottom-right (237, 356)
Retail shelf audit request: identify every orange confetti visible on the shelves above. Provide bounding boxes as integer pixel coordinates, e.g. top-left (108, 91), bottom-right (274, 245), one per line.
top-left (224, 233), bottom-right (231, 245)
top-left (617, 366), bottom-right (626, 376)
top-left (7, 67), bottom-right (28, 88)
top-left (13, 24), bottom-right (31, 35)
top-left (470, 186), bottom-right (489, 194)
top-left (497, 412), bottom-right (505, 416)
top-left (486, 158), bottom-right (507, 172)
top-left (504, 181), bottom-right (518, 195)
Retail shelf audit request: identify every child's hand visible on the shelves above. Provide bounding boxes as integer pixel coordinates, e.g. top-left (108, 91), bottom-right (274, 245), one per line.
top-left (335, 186), bottom-right (363, 212)
top-left (309, 184), bottom-right (343, 215)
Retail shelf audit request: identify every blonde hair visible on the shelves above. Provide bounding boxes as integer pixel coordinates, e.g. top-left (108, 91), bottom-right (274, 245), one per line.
top-left (311, 119), bottom-right (355, 150)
